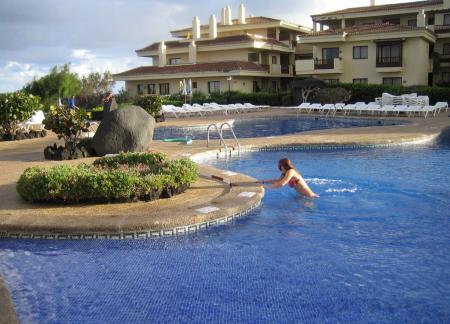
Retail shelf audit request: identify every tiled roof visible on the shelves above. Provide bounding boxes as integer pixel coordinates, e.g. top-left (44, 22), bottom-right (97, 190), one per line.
top-left (136, 41), bottom-right (189, 52)
top-left (312, 0), bottom-right (442, 17)
top-left (113, 61), bottom-right (269, 77)
top-left (302, 23), bottom-right (429, 37)
top-left (136, 34), bottom-right (290, 53)
top-left (171, 16), bottom-right (280, 33)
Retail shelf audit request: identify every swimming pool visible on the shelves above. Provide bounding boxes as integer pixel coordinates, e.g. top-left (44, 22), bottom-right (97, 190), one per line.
top-left (1, 135), bottom-right (449, 322)
top-left (153, 116), bottom-right (405, 140)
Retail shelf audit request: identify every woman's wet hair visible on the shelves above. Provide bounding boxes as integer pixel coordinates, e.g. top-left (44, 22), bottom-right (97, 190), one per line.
top-left (278, 158), bottom-right (295, 171)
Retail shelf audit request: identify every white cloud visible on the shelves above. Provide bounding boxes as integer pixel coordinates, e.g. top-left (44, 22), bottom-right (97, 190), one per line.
top-left (0, 61), bottom-right (46, 92)
top-left (71, 49), bottom-right (96, 61)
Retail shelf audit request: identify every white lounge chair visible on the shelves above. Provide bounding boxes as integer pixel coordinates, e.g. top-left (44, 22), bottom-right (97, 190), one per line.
top-left (320, 104), bottom-right (335, 116)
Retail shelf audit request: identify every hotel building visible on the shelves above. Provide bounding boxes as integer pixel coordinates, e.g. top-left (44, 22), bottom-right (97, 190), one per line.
top-left (113, 4), bottom-right (311, 96)
top-left (297, 0), bottom-right (450, 86)
top-left (114, 1), bottom-right (450, 95)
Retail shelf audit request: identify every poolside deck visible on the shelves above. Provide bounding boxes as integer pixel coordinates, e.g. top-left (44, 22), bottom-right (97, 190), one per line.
top-left (0, 110), bottom-right (449, 239)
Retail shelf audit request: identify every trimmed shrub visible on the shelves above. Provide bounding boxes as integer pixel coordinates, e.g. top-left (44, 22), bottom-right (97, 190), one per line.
top-left (310, 87), bottom-right (352, 104)
top-left (17, 152), bottom-right (198, 204)
top-left (134, 95), bottom-right (163, 117)
top-left (335, 83), bottom-right (450, 104)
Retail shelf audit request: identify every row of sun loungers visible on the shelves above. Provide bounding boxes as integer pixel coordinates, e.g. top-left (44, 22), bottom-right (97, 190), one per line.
top-left (162, 103), bottom-right (269, 118)
top-left (288, 102), bottom-right (448, 118)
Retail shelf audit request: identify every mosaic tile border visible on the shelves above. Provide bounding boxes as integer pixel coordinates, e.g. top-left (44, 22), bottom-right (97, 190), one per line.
top-left (191, 135), bottom-right (438, 163)
top-left (0, 202), bottom-right (261, 240)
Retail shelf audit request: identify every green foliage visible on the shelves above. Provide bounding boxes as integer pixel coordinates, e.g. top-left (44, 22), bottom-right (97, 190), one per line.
top-left (115, 88), bottom-right (135, 105)
top-left (336, 83), bottom-right (450, 105)
top-left (23, 64), bottom-right (82, 108)
top-left (43, 105), bottom-right (90, 157)
top-left (133, 95), bottom-right (163, 117)
top-left (17, 153), bottom-right (198, 204)
top-left (0, 92), bottom-right (42, 136)
top-left (310, 87), bottom-right (352, 104)
top-left (78, 71), bottom-right (115, 109)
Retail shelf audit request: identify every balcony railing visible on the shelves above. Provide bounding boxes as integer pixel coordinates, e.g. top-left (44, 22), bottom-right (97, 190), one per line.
top-left (376, 56), bottom-right (402, 68)
top-left (261, 64), bottom-right (270, 72)
top-left (434, 24), bottom-right (450, 33)
top-left (441, 54), bottom-right (450, 63)
top-left (314, 58), bottom-right (335, 70)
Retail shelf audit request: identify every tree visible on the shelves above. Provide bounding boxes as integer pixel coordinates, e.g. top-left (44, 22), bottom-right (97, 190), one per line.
top-left (0, 92), bottom-right (42, 137)
top-left (78, 71), bottom-right (115, 109)
top-left (23, 64), bottom-right (82, 108)
top-left (292, 78), bottom-right (326, 103)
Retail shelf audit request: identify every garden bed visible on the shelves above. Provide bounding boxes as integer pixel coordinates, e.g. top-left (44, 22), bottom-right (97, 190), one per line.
top-left (16, 152), bottom-right (198, 204)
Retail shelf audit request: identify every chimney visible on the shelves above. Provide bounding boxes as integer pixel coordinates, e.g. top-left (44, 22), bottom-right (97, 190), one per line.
top-left (370, 0), bottom-right (376, 6)
top-left (417, 10), bottom-right (426, 27)
top-left (189, 41), bottom-right (197, 63)
top-left (238, 3), bottom-right (246, 24)
top-left (221, 7), bottom-right (226, 25)
top-left (225, 5), bottom-right (233, 25)
top-left (158, 41), bottom-right (166, 67)
top-left (192, 16), bottom-right (201, 40)
top-left (209, 14), bottom-right (217, 39)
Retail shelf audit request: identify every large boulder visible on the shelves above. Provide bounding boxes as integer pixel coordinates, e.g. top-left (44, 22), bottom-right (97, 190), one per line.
top-left (91, 106), bottom-right (155, 156)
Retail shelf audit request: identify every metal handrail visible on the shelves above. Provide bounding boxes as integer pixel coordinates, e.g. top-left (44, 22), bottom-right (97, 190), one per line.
top-left (220, 122), bottom-right (241, 157)
top-left (207, 123), bottom-right (229, 157)
top-left (206, 122), bottom-right (241, 158)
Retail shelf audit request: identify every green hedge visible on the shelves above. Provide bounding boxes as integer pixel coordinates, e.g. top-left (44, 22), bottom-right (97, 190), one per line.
top-left (335, 83), bottom-right (450, 105)
top-left (17, 152), bottom-right (198, 204)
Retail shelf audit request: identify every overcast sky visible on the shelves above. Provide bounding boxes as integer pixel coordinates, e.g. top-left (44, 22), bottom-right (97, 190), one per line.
top-left (0, 0), bottom-right (413, 92)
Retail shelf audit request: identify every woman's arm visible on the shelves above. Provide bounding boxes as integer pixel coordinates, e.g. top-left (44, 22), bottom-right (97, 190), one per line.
top-left (266, 171), bottom-right (295, 189)
top-left (259, 174), bottom-right (285, 184)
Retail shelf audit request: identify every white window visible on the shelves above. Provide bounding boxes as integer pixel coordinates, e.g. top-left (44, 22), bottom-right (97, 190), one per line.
top-left (208, 81), bottom-right (220, 93)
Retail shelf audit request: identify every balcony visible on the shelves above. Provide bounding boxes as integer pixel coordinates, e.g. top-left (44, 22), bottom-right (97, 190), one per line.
top-left (376, 56), bottom-right (402, 68)
top-left (263, 64), bottom-right (294, 75)
top-left (440, 54), bottom-right (450, 63)
top-left (314, 58), bottom-right (335, 70)
top-left (295, 58), bottom-right (344, 75)
top-left (434, 25), bottom-right (450, 34)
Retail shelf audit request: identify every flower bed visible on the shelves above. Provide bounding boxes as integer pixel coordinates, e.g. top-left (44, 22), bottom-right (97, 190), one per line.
top-left (16, 152), bottom-right (198, 204)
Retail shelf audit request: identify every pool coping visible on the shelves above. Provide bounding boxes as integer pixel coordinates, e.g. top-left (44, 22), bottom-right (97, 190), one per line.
top-left (0, 110), bottom-right (449, 241)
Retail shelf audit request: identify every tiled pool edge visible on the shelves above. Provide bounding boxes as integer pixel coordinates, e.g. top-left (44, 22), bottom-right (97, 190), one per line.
top-left (0, 202), bottom-right (261, 240)
top-left (191, 133), bottom-right (440, 163)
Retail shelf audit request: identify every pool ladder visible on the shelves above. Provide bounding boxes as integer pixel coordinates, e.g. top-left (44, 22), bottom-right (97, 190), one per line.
top-left (206, 122), bottom-right (241, 159)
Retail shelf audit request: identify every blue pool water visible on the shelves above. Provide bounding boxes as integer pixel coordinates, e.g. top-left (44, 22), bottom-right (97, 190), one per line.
top-left (153, 116), bottom-right (405, 140)
top-left (1, 135), bottom-right (450, 323)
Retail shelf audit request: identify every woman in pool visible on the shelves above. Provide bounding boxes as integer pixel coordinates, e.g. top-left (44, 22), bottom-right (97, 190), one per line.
top-left (260, 158), bottom-right (319, 198)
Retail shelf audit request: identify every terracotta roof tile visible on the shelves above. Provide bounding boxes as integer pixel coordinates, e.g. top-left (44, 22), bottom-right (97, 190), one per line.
top-left (136, 41), bottom-right (189, 52)
top-left (171, 16), bottom-right (280, 33)
top-left (113, 61), bottom-right (269, 78)
top-left (136, 34), bottom-right (290, 53)
top-left (302, 23), bottom-right (429, 37)
top-left (313, 0), bottom-right (442, 16)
